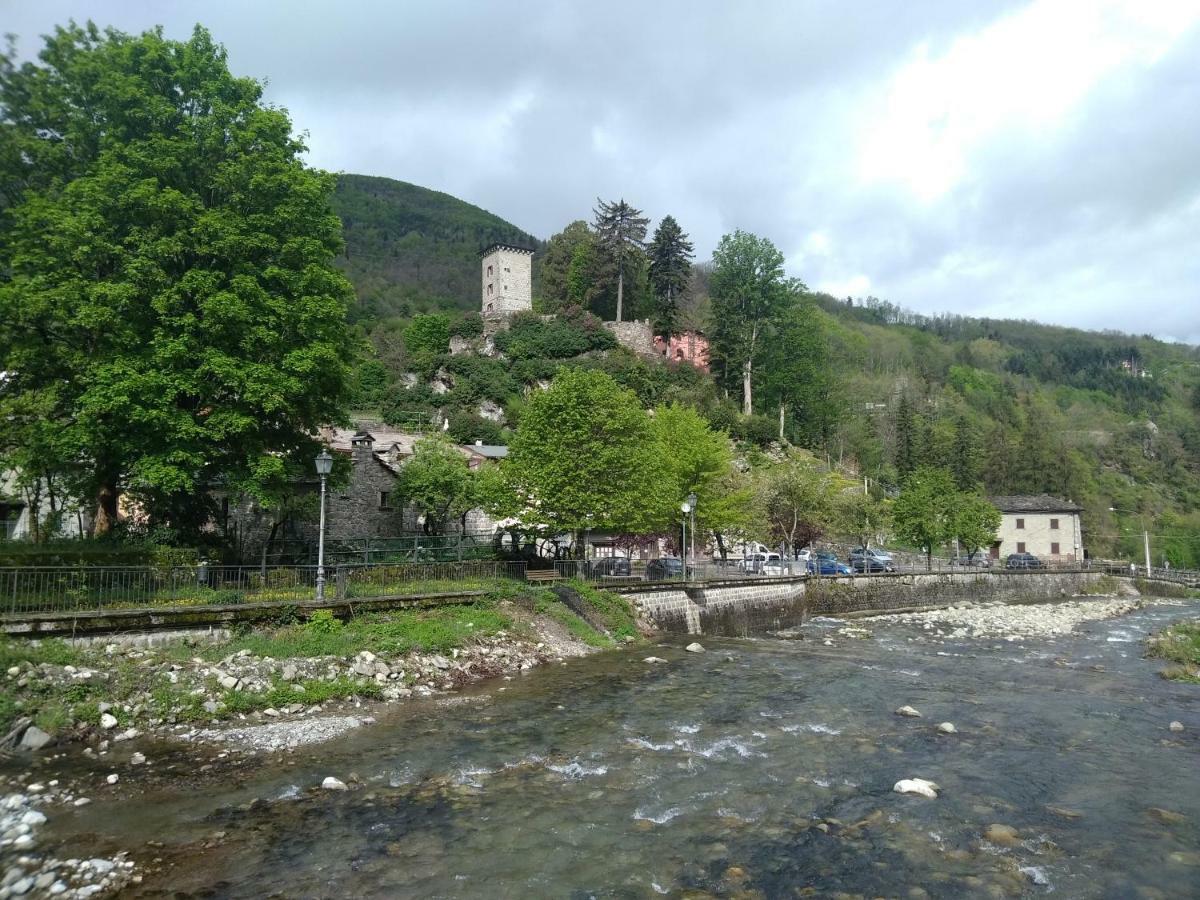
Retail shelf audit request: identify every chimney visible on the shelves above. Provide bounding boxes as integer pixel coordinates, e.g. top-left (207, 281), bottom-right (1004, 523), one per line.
top-left (475, 440), bottom-right (483, 446)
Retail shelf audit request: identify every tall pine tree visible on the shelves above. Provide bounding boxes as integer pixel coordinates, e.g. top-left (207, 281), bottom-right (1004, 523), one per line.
top-left (592, 198), bottom-right (649, 322)
top-left (647, 215), bottom-right (694, 340)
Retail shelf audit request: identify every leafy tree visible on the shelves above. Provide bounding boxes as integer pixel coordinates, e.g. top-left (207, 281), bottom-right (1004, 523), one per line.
top-left (708, 230), bottom-right (790, 415)
top-left (647, 215), bottom-right (694, 340)
top-left (891, 467), bottom-right (960, 569)
top-left (502, 369), bottom-right (662, 547)
top-left (0, 23), bottom-right (355, 536)
top-left (538, 221), bottom-right (595, 312)
top-left (752, 451), bottom-right (838, 559)
top-left (592, 198), bottom-right (649, 323)
top-left (394, 435), bottom-right (474, 534)
top-left (403, 314), bottom-right (451, 361)
top-left (650, 403), bottom-right (750, 551)
top-left (953, 493), bottom-right (1001, 562)
top-left (835, 488), bottom-right (891, 551)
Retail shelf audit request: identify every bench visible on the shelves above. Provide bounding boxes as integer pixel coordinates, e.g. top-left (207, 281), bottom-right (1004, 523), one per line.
top-left (526, 569), bottom-right (565, 584)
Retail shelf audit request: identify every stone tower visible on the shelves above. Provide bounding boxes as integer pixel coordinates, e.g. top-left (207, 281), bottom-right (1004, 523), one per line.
top-left (480, 242), bottom-right (534, 317)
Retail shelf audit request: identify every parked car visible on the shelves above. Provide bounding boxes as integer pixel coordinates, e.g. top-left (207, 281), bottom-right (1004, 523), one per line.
top-left (808, 551), bottom-right (853, 576)
top-left (645, 557), bottom-right (684, 580)
top-left (952, 554), bottom-right (992, 568)
top-left (740, 552), bottom-right (785, 575)
top-left (1005, 552), bottom-right (1044, 569)
top-left (849, 547), bottom-right (895, 573)
top-left (588, 556), bottom-right (632, 577)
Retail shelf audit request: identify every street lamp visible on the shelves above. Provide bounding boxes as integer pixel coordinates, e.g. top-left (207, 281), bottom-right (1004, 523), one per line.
top-left (315, 450), bottom-right (333, 600)
top-left (1109, 506), bottom-right (1151, 575)
top-left (680, 492), bottom-right (698, 578)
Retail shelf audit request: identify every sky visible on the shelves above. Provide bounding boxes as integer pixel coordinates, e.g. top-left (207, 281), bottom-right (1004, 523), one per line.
top-left (4, 0), bottom-right (1200, 344)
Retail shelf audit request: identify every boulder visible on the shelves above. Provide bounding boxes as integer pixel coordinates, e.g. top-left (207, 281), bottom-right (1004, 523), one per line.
top-left (643, 657), bottom-right (668, 664)
top-left (19, 726), bottom-right (53, 751)
top-left (219, 675), bottom-right (239, 691)
top-left (936, 722), bottom-right (957, 734)
top-left (99, 713), bottom-right (118, 730)
top-left (895, 706), bottom-right (922, 718)
top-left (1169, 720), bottom-right (1184, 732)
top-left (321, 777), bottom-right (348, 791)
top-left (983, 823), bottom-right (1020, 846)
top-left (893, 778), bottom-right (939, 799)
top-left (1147, 807), bottom-right (1186, 826)
top-left (685, 643), bottom-right (706, 653)
top-left (280, 664), bottom-right (298, 682)
top-left (130, 752), bottom-right (146, 766)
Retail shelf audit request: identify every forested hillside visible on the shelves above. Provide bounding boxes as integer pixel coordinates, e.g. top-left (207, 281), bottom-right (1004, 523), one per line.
top-left (331, 174), bottom-right (542, 322)
top-left (332, 177), bottom-right (1200, 567)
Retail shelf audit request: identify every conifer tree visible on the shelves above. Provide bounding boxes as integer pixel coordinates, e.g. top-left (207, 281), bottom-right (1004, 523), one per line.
top-left (592, 198), bottom-right (649, 322)
top-left (647, 215), bottom-right (694, 341)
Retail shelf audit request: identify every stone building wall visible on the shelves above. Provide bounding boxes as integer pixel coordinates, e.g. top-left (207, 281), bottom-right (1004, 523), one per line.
top-left (481, 245), bottom-right (533, 317)
top-left (603, 319), bottom-right (657, 357)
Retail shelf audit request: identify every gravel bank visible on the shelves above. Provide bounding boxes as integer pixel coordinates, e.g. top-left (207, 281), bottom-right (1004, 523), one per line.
top-left (867, 596), bottom-right (1146, 640)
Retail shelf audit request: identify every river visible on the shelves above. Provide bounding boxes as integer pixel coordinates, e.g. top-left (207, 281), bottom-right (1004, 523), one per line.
top-left (32, 600), bottom-right (1200, 897)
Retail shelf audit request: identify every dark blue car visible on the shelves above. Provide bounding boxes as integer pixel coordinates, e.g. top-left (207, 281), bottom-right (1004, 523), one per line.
top-left (807, 552), bottom-right (853, 576)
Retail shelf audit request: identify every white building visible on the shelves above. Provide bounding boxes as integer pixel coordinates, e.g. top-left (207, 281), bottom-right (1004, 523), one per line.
top-left (989, 495), bottom-right (1083, 563)
top-left (480, 242), bottom-right (534, 317)
top-left (0, 470), bottom-right (88, 541)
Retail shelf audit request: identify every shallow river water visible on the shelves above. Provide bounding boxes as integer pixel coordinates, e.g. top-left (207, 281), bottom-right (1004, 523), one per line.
top-left (42, 600), bottom-right (1200, 897)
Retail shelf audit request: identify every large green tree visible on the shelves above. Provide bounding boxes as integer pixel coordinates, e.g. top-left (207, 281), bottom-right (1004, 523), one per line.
top-left (502, 368), bottom-right (662, 546)
top-left (752, 450), bottom-right (839, 560)
top-left (647, 215), bottom-right (694, 341)
top-left (650, 403), bottom-right (750, 550)
top-left (394, 435), bottom-right (476, 534)
top-left (0, 23), bottom-right (355, 536)
top-left (891, 466), bottom-right (960, 569)
top-left (952, 492), bottom-right (1002, 562)
top-left (708, 230), bottom-right (790, 416)
top-left (592, 198), bottom-right (649, 323)
top-left (537, 220), bottom-right (596, 312)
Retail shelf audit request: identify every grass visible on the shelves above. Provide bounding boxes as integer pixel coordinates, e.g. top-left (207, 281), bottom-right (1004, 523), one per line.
top-left (0, 582), bottom-right (643, 735)
top-left (1147, 620), bottom-right (1200, 682)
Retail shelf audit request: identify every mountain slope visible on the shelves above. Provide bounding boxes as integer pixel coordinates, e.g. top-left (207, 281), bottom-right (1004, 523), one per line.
top-left (331, 174), bottom-right (541, 322)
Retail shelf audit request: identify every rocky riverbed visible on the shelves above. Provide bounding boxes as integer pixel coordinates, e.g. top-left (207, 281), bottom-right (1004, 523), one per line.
top-left (865, 594), bottom-right (1152, 641)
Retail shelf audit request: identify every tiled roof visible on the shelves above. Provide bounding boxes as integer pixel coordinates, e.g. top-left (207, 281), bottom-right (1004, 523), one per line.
top-left (989, 494), bottom-right (1082, 513)
top-left (467, 444), bottom-right (509, 459)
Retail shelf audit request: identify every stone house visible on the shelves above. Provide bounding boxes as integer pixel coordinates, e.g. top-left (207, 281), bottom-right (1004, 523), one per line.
top-left (988, 495), bottom-right (1083, 562)
top-left (653, 331), bottom-right (710, 372)
top-left (220, 423), bottom-right (505, 561)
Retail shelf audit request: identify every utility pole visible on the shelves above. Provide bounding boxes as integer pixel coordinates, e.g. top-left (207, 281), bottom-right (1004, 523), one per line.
top-left (1144, 527), bottom-right (1152, 576)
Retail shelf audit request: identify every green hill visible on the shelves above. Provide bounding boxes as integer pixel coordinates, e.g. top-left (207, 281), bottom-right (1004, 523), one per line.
top-left (331, 173), bottom-right (542, 322)
top-left (330, 177), bottom-right (1200, 566)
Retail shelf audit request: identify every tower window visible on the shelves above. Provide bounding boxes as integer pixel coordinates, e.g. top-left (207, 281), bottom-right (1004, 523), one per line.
top-left (487, 283), bottom-right (493, 296)
top-left (487, 265), bottom-right (493, 277)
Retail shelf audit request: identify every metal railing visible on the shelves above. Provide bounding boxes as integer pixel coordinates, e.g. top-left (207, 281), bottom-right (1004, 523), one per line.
top-left (0, 560), bottom-right (529, 616)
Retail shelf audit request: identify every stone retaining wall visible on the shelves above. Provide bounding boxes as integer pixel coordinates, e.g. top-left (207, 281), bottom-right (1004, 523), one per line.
top-left (618, 571), bottom-right (1112, 635)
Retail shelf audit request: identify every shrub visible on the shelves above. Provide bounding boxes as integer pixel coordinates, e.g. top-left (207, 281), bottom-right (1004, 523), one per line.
top-left (446, 411), bottom-right (505, 445)
top-left (305, 609), bottom-right (343, 635)
top-left (449, 312), bottom-right (484, 339)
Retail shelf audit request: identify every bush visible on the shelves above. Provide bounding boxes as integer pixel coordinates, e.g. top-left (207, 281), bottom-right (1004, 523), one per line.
top-left (493, 309), bottom-right (615, 360)
top-left (305, 609), bottom-right (343, 635)
top-left (733, 414), bottom-right (779, 447)
top-left (449, 312), bottom-right (484, 339)
top-left (446, 411), bottom-right (505, 445)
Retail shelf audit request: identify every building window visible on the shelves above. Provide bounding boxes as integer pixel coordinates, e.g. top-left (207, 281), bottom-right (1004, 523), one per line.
top-left (1050, 518), bottom-right (1059, 530)
top-left (1017, 542), bottom-right (1026, 553)
top-left (379, 491), bottom-right (392, 510)
top-left (1015, 518), bottom-right (1025, 529)
top-left (487, 265), bottom-right (493, 277)
top-left (1051, 542), bottom-right (1060, 555)
top-left (0, 503), bottom-right (24, 540)
top-left (504, 267), bottom-right (510, 273)
top-left (487, 283), bottom-right (493, 296)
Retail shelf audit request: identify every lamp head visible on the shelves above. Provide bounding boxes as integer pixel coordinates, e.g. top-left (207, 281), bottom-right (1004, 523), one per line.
top-left (315, 449), bottom-right (334, 476)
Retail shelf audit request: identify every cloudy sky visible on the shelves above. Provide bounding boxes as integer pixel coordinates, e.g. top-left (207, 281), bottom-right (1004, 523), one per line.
top-left (5, 0), bottom-right (1200, 343)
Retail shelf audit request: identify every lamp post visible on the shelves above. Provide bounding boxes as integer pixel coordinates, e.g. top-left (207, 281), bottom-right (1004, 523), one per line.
top-left (680, 492), bottom-right (697, 578)
top-left (1109, 506), bottom-right (1151, 575)
top-left (315, 450), bottom-right (333, 600)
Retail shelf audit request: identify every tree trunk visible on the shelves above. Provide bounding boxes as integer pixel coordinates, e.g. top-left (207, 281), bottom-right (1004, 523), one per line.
top-left (778, 402), bottom-right (785, 441)
top-left (715, 532), bottom-right (728, 562)
top-left (742, 359), bottom-right (753, 416)
top-left (93, 481), bottom-right (120, 537)
top-left (616, 269), bottom-right (624, 323)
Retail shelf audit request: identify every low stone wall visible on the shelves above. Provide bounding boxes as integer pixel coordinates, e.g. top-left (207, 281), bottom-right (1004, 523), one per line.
top-left (618, 570), bottom-right (1114, 635)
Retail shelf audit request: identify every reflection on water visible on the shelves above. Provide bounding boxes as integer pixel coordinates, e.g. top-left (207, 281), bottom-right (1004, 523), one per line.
top-left (45, 602), bottom-right (1200, 897)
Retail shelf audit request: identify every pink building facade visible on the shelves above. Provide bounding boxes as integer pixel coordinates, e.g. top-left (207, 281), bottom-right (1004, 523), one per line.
top-left (653, 331), bottom-right (710, 372)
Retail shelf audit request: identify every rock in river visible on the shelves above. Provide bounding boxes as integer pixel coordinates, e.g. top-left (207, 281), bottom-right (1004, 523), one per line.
top-left (1168, 720), bottom-right (1184, 732)
top-left (322, 777), bottom-right (348, 791)
top-left (893, 778), bottom-right (939, 799)
top-left (685, 643), bottom-right (705, 653)
top-left (895, 706), bottom-right (922, 718)
top-left (983, 823), bottom-right (1021, 846)
top-left (936, 722), bottom-right (957, 734)
top-left (643, 657), bottom-right (668, 664)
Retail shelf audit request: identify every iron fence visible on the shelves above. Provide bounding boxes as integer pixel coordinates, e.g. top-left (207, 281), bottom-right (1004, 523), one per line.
top-left (0, 560), bottom-right (529, 616)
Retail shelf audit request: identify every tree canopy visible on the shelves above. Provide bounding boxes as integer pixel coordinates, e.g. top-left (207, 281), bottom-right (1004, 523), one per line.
top-left (0, 23), bottom-right (355, 536)
top-left (647, 215), bottom-right (694, 340)
top-left (502, 368), bottom-right (663, 541)
top-left (592, 198), bottom-right (649, 323)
